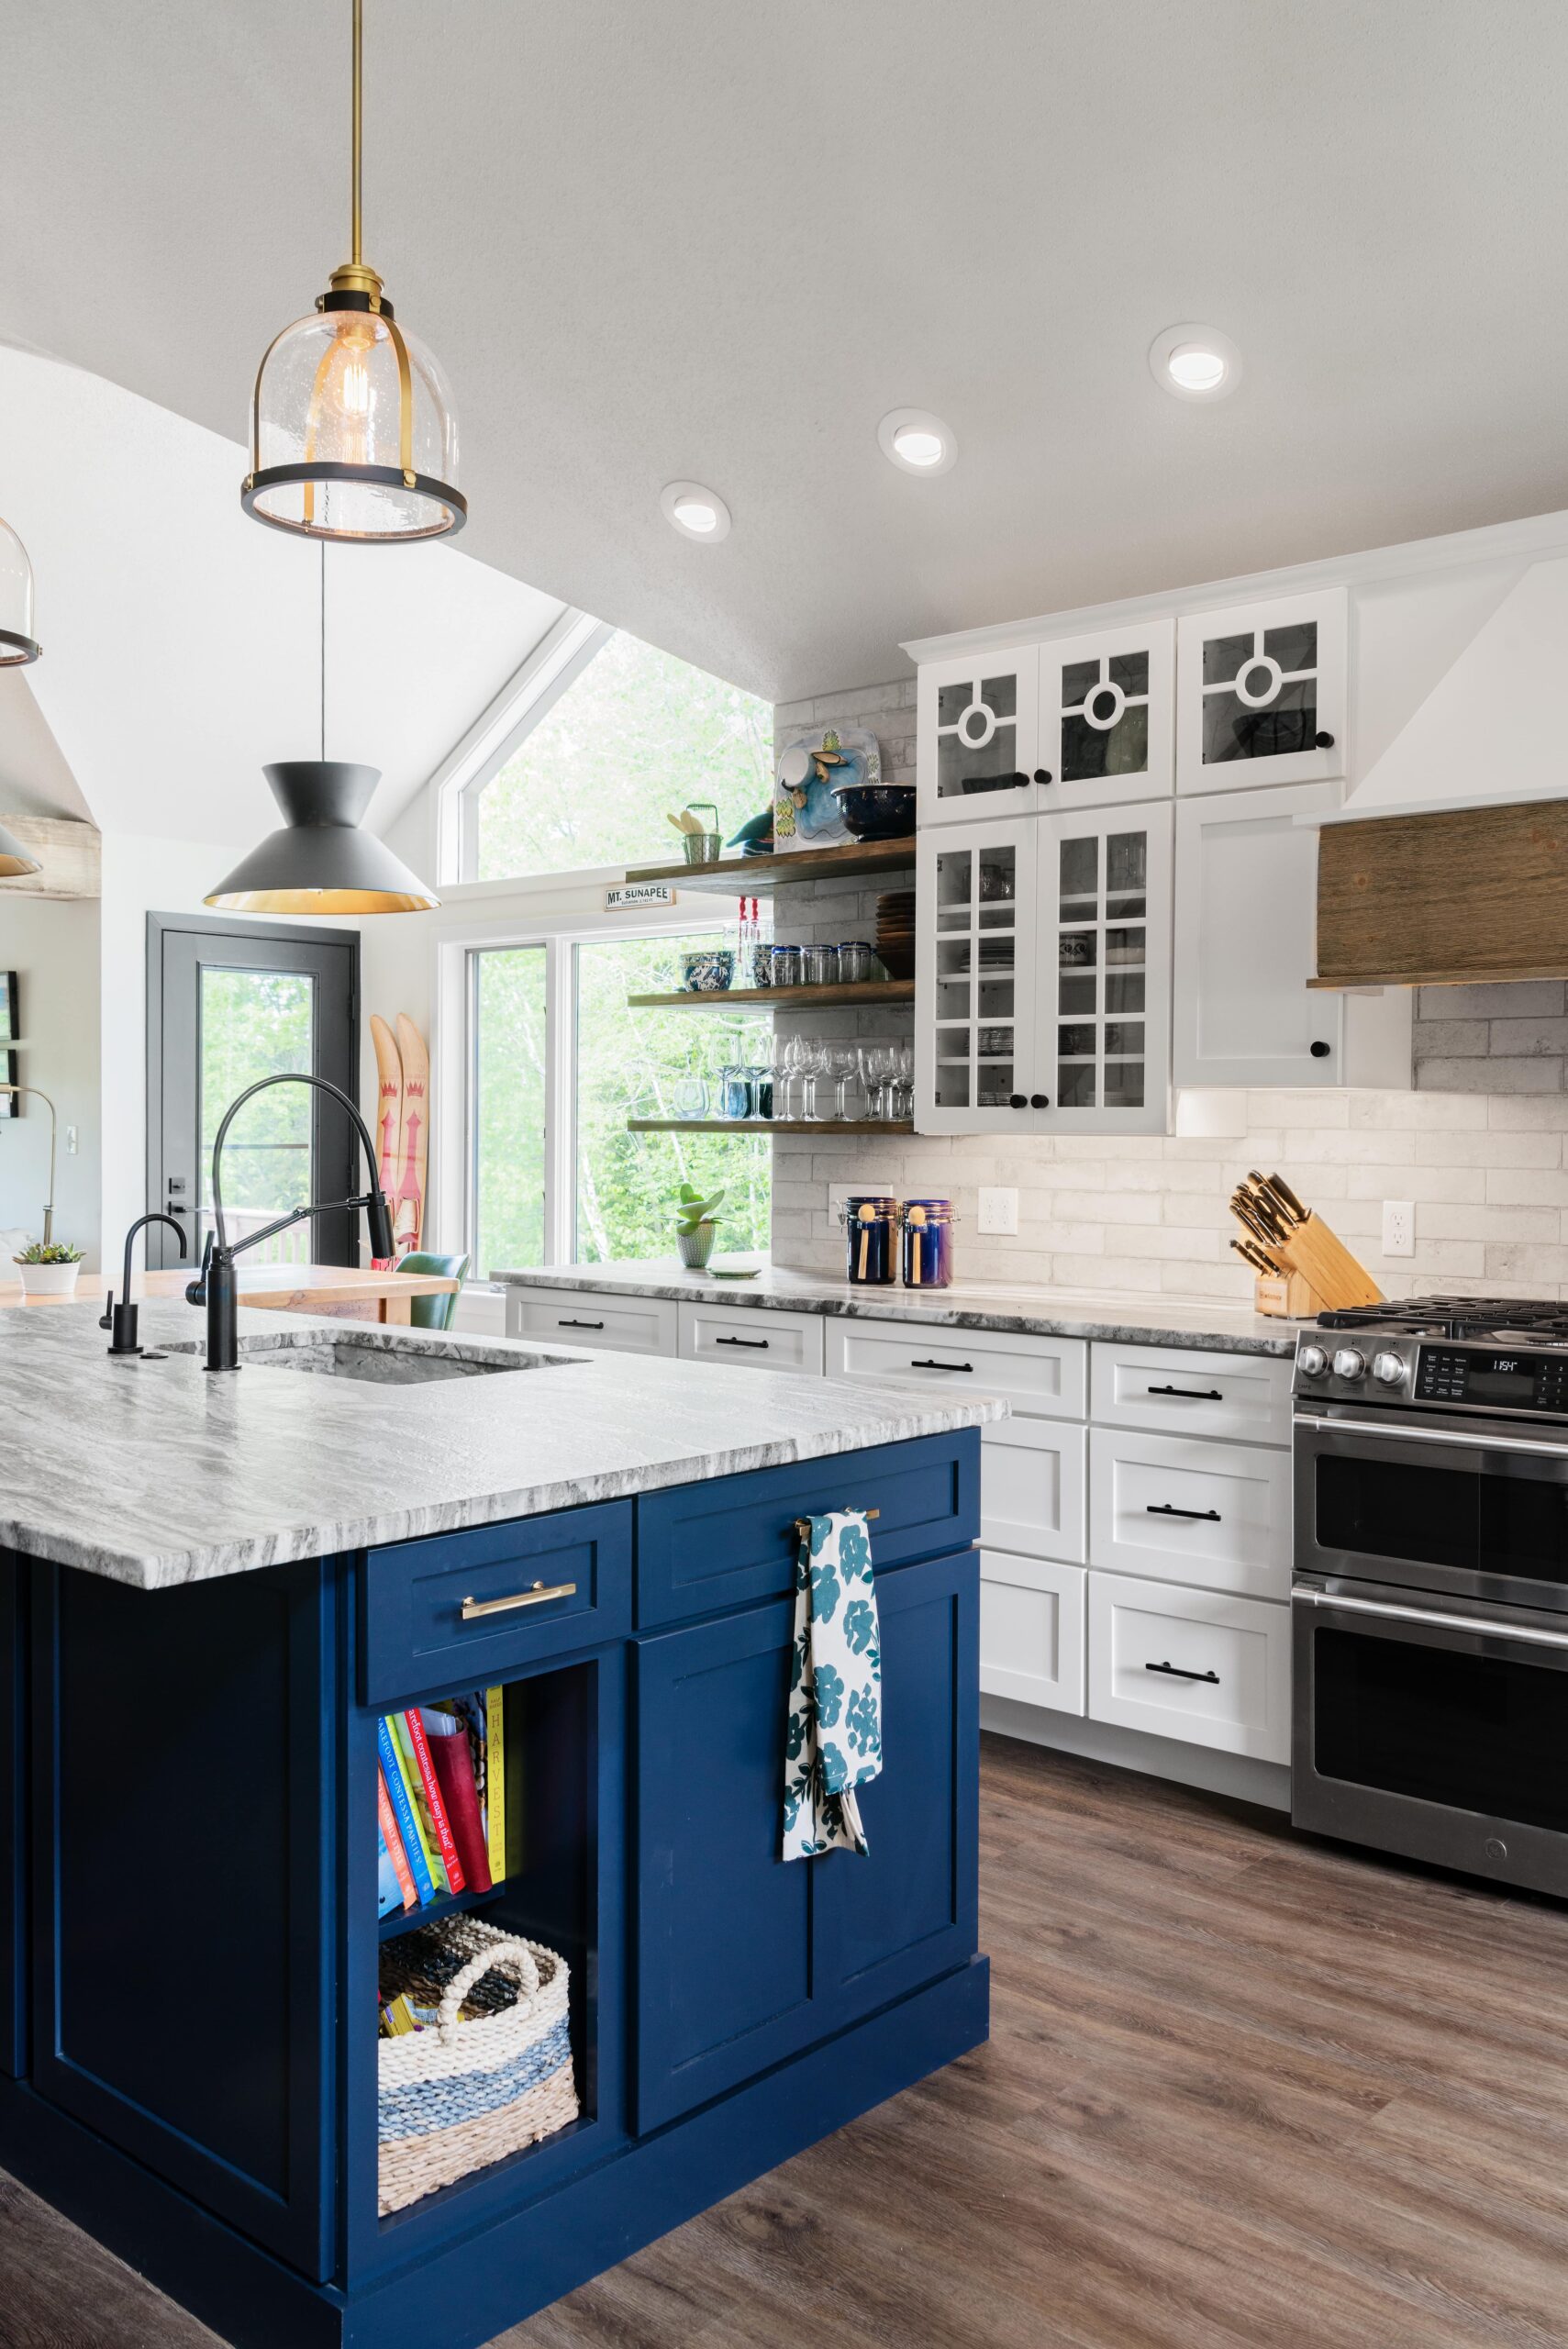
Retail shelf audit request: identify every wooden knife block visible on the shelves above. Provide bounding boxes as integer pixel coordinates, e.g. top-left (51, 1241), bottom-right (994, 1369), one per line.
top-left (1251, 1211), bottom-right (1384, 1319)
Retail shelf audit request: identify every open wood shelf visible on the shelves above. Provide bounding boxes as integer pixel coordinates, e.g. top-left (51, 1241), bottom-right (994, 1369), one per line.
top-left (622, 836), bottom-right (917, 894)
top-left (627, 980), bottom-right (915, 1013)
top-left (627, 1118), bottom-right (914, 1135)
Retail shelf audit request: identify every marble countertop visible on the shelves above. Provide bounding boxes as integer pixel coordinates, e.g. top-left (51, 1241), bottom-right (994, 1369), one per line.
top-left (0, 1302), bottom-right (1004, 1591)
top-left (491, 1258), bottom-right (1299, 1358)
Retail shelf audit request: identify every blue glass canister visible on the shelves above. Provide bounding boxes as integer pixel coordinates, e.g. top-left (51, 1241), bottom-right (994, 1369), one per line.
top-left (840, 1196), bottom-right (899, 1286)
top-left (901, 1197), bottom-right (955, 1289)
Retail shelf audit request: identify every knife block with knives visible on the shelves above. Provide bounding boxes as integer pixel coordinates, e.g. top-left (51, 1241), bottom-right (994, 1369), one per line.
top-left (1229, 1171), bottom-right (1384, 1318)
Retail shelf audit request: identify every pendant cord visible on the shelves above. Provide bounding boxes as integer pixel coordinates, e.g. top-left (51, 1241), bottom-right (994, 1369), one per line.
top-left (320, 540), bottom-right (327, 763)
top-left (350, 0), bottom-right (363, 266)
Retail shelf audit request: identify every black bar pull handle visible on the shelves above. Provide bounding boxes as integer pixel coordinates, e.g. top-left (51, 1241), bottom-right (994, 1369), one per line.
top-left (910, 1358), bottom-right (973, 1372)
top-left (717, 1334), bottom-right (769, 1349)
top-left (1145, 1660), bottom-right (1219, 1684)
top-left (1147, 1384), bottom-right (1223, 1401)
top-left (1146, 1503), bottom-right (1222, 1521)
top-left (559, 1317), bottom-right (606, 1330)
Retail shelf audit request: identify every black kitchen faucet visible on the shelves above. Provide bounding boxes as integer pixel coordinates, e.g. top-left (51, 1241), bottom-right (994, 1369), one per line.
top-left (186, 1072), bottom-right (395, 1373)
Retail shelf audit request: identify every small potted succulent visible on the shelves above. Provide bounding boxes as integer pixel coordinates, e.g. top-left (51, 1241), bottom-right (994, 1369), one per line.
top-left (673, 1183), bottom-right (725, 1270)
top-left (13, 1239), bottom-right (85, 1297)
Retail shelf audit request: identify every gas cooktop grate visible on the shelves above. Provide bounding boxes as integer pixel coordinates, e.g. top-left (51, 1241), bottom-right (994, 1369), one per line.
top-left (1316, 1295), bottom-right (1568, 1341)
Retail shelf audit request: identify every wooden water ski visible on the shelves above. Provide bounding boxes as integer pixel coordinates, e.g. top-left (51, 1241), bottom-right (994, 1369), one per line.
top-left (394, 1013), bottom-right (429, 1252)
top-left (369, 1013), bottom-right (404, 1192)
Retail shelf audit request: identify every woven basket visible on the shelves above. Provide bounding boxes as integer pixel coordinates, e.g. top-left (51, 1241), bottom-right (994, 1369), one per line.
top-left (378, 1916), bottom-right (579, 2215)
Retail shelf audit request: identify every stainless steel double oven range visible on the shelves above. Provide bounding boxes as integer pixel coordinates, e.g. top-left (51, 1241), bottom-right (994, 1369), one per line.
top-left (1294, 1296), bottom-right (1568, 1898)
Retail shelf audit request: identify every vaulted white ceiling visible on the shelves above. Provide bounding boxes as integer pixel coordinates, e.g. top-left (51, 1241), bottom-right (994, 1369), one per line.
top-left (0, 345), bottom-right (563, 842)
top-left (3, 2), bottom-right (1567, 707)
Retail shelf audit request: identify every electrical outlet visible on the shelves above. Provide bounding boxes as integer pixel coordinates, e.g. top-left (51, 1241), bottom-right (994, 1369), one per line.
top-left (1382, 1199), bottom-right (1415, 1259)
top-left (828, 1180), bottom-right (895, 1222)
top-left (978, 1186), bottom-right (1019, 1237)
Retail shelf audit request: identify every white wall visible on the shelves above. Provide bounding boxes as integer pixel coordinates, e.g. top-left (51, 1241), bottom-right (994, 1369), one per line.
top-left (0, 895), bottom-right (101, 1265)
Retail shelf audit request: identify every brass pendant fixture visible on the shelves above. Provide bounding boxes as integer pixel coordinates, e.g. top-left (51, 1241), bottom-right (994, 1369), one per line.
top-left (241, 0), bottom-right (464, 543)
top-left (206, 548), bottom-right (439, 914)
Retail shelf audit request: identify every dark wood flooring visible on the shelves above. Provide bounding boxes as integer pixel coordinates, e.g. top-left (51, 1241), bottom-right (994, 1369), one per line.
top-left (6, 1734), bottom-right (1568, 2348)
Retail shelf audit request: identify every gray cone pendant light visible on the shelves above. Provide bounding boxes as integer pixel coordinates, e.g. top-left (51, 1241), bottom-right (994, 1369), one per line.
top-left (0, 819), bottom-right (42, 878)
top-left (206, 545), bottom-right (438, 914)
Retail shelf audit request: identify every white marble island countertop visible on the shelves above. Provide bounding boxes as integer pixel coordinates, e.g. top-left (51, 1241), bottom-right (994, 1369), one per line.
top-left (0, 1301), bottom-right (1004, 1590)
top-left (491, 1257), bottom-right (1299, 1358)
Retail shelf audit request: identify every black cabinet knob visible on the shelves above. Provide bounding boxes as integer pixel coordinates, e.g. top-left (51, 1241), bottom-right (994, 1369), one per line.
top-left (1314, 730), bottom-right (1335, 749)
top-left (1309, 1041), bottom-right (1331, 1059)
top-left (1032, 767), bottom-right (1053, 785)
top-left (1008, 1093), bottom-right (1027, 1108)
top-left (1029, 1093), bottom-right (1050, 1108)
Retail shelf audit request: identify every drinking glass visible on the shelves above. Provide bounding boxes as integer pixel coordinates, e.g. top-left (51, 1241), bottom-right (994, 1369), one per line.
top-left (798, 1040), bottom-right (828, 1121)
top-left (894, 1042), bottom-right (915, 1120)
top-left (828, 1043), bottom-right (862, 1120)
top-left (861, 1042), bottom-right (896, 1119)
top-left (672, 1074), bottom-right (708, 1119)
top-left (777, 1036), bottom-right (809, 1120)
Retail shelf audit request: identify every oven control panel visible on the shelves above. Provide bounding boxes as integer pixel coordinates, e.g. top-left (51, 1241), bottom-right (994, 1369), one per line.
top-left (1415, 1346), bottom-right (1568, 1411)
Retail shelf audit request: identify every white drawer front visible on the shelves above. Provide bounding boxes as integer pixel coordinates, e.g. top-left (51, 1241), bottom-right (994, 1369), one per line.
top-left (823, 1319), bottom-right (1086, 1419)
top-left (506, 1286), bottom-right (677, 1357)
top-left (1090, 1341), bottom-right (1291, 1446)
top-left (1087, 1571), bottom-right (1289, 1761)
top-left (678, 1301), bottom-right (825, 1374)
top-left (1089, 1428), bottom-right (1289, 1599)
top-left (982, 1418), bottom-right (1086, 1564)
top-left (981, 1553), bottom-right (1085, 1716)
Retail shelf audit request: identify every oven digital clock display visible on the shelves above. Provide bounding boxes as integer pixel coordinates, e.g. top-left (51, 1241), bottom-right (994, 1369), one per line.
top-left (1415, 1346), bottom-right (1568, 1408)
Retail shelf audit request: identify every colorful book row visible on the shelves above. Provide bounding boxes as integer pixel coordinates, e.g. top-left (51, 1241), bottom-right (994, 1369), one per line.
top-left (375, 1690), bottom-right (506, 1920)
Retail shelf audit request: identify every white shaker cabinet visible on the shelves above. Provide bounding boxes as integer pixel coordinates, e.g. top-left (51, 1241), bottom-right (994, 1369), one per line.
top-left (917, 802), bottom-right (1172, 1136)
top-left (916, 646), bottom-right (1043, 827)
top-left (1176, 588), bottom-right (1347, 795)
top-left (1037, 619), bottom-right (1175, 811)
top-left (1172, 781), bottom-right (1343, 1088)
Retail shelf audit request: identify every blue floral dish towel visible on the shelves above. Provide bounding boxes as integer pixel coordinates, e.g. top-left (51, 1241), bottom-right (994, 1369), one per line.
top-left (783, 1509), bottom-right (882, 1860)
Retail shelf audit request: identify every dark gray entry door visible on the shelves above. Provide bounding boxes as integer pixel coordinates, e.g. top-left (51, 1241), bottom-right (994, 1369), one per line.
top-left (147, 914), bottom-right (359, 1271)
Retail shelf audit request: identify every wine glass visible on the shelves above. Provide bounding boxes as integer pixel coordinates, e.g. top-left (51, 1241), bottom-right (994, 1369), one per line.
top-left (777, 1035), bottom-right (809, 1121)
top-left (861, 1043), bottom-right (896, 1120)
top-left (798, 1040), bottom-right (828, 1121)
top-left (894, 1042), bottom-right (915, 1120)
top-left (827, 1043), bottom-right (862, 1120)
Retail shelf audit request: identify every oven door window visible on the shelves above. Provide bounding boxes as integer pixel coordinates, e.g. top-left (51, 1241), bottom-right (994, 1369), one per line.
top-left (1313, 1625), bottom-right (1568, 1832)
top-left (1315, 1453), bottom-right (1568, 1589)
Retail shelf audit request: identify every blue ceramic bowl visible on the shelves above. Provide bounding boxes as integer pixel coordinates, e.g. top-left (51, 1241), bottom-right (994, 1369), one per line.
top-left (682, 948), bottom-right (735, 993)
top-left (830, 783), bottom-right (916, 841)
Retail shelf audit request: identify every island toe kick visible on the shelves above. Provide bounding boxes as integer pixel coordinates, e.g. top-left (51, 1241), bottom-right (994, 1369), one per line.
top-left (0, 1430), bottom-right (987, 2349)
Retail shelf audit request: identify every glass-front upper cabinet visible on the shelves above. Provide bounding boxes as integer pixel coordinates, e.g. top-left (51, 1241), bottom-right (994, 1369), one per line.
top-left (916, 819), bottom-right (1040, 1133)
top-left (916, 806), bottom-right (1171, 1136)
top-left (1038, 619), bottom-right (1174, 811)
top-left (1176, 588), bottom-right (1347, 794)
top-left (916, 648), bottom-right (1043, 828)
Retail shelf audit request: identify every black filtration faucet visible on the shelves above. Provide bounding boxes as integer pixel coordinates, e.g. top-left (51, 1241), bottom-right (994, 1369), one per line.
top-left (100, 1211), bottom-right (188, 1355)
top-left (185, 1072), bottom-right (395, 1374)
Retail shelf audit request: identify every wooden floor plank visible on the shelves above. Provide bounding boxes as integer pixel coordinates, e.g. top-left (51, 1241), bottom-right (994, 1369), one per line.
top-left (6, 1733), bottom-right (1568, 2348)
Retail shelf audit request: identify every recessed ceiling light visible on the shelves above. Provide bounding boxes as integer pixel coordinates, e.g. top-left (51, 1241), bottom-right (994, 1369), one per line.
top-left (1149, 323), bottom-right (1241, 402)
top-left (878, 408), bottom-right (958, 476)
top-left (661, 481), bottom-right (731, 541)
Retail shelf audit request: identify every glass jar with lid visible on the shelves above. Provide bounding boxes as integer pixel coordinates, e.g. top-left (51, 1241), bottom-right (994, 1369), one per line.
top-left (901, 1198), bottom-right (955, 1289)
top-left (838, 941), bottom-right (875, 985)
top-left (839, 1196), bottom-right (899, 1286)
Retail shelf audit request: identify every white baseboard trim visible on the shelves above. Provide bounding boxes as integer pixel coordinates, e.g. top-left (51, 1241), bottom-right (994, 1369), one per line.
top-left (981, 1695), bottom-right (1292, 1812)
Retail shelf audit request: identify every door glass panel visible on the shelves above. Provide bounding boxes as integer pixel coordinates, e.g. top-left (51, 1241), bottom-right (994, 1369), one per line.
top-left (934, 674), bottom-right (1021, 800)
top-left (1315, 1453), bottom-right (1568, 1589)
top-left (1314, 1628), bottom-right (1568, 1833)
top-left (1103, 1063), bottom-right (1145, 1108)
top-left (977, 846), bottom-right (1017, 902)
top-left (1052, 822), bottom-right (1153, 1114)
top-left (978, 980), bottom-right (1015, 1017)
top-left (1105, 1023), bottom-right (1144, 1055)
top-left (1060, 931), bottom-right (1097, 973)
top-left (198, 968), bottom-right (314, 1262)
top-left (1202, 631), bottom-right (1253, 685)
top-left (976, 1063), bottom-right (1016, 1108)
top-left (1106, 973), bottom-right (1145, 1014)
top-left (1106, 927), bottom-right (1144, 964)
top-left (936, 980), bottom-right (971, 1019)
top-left (938, 938), bottom-right (973, 977)
top-left (1264, 620), bottom-right (1317, 671)
top-left (935, 1065), bottom-right (971, 1109)
top-left (1106, 833), bottom-right (1146, 892)
top-left (1203, 619), bottom-right (1322, 763)
top-left (1204, 683), bottom-right (1318, 763)
top-left (1059, 975), bottom-right (1096, 1015)
top-left (1058, 1024), bottom-right (1097, 1057)
top-left (936, 847), bottom-right (973, 906)
top-left (930, 831), bottom-right (1024, 1111)
top-left (1061, 838), bottom-right (1097, 899)
top-left (1057, 1066), bottom-right (1095, 1108)
top-left (1108, 651), bottom-right (1150, 695)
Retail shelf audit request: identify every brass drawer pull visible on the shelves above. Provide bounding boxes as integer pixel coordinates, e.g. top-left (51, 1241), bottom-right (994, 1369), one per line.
top-left (462, 1579), bottom-right (578, 1621)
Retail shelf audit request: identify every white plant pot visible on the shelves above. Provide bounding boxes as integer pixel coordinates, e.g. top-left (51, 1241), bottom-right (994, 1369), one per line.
top-left (17, 1260), bottom-right (81, 1297)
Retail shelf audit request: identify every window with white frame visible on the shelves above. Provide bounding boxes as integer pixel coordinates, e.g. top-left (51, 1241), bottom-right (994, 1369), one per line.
top-left (456, 618), bottom-right (772, 884)
top-left (464, 925), bottom-right (772, 1275)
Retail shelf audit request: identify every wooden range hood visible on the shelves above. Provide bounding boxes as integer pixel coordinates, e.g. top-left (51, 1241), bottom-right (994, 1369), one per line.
top-left (1313, 797), bottom-right (1568, 989)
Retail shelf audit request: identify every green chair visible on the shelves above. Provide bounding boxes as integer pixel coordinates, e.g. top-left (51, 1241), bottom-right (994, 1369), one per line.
top-left (395, 1250), bottom-right (471, 1333)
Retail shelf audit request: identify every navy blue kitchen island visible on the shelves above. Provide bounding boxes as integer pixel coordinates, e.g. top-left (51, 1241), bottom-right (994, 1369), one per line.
top-left (0, 1422), bottom-right (985, 2349)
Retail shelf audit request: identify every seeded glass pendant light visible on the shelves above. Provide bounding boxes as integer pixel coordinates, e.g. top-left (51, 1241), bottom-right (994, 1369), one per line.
top-left (0, 511), bottom-right (40, 665)
top-left (241, 0), bottom-right (464, 543)
top-left (206, 549), bottom-right (439, 914)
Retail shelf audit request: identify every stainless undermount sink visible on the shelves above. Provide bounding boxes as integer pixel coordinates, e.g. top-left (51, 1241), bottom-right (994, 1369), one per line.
top-left (246, 1333), bottom-right (578, 1385)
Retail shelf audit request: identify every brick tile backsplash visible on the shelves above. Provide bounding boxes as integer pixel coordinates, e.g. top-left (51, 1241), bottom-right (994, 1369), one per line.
top-left (766, 685), bottom-right (1568, 1300)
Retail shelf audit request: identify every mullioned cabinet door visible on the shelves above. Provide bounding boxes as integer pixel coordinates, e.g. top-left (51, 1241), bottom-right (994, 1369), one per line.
top-left (1038, 619), bottom-right (1175, 812)
top-left (917, 648), bottom-right (1043, 828)
top-left (633, 1549), bottom-right (979, 2133)
top-left (1176, 588), bottom-right (1347, 794)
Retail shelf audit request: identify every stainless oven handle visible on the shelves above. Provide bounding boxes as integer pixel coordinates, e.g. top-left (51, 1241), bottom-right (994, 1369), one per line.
top-left (1296, 1413), bottom-right (1568, 1462)
top-left (1292, 1584), bottom-right (1568, 1651)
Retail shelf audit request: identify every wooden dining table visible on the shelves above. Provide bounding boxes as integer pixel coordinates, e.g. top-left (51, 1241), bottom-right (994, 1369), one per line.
top-left (0, 1263), bottom-right (462, 1326)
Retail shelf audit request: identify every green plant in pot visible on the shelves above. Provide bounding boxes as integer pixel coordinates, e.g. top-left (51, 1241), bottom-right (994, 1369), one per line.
top-left (13, 1239), bottom-right (85, 1298)
top-left (673, 1183), bottom-right (725, 1269)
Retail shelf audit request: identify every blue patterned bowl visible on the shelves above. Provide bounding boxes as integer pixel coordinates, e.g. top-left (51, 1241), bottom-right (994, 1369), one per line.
top-left (682, 949), bottom-right (735, 993)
